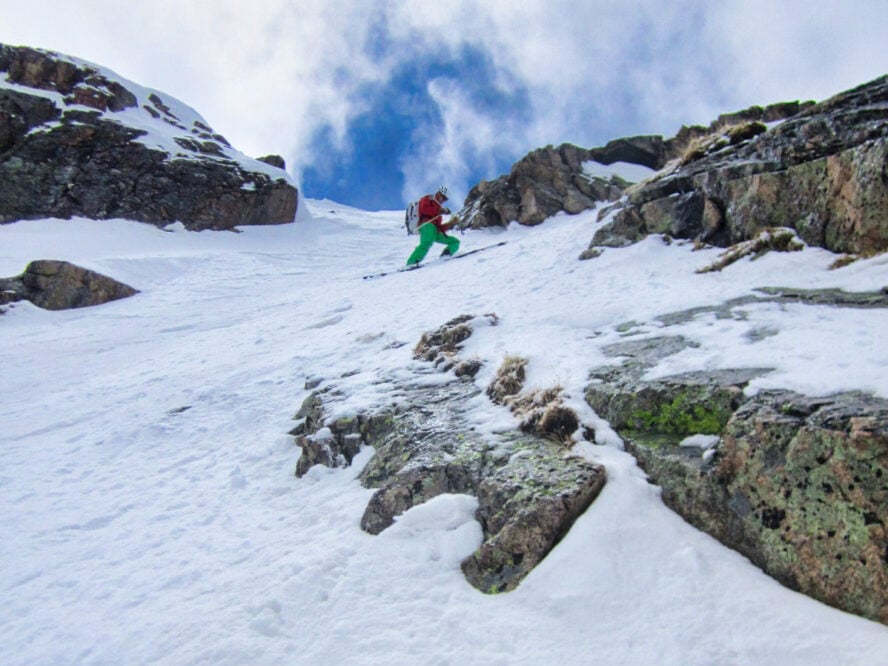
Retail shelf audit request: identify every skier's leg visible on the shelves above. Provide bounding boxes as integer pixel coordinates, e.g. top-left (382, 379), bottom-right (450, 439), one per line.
top-left (406, 223), bottom-right (437, 265)
top-left (439, 232), bottom-right (460, 257)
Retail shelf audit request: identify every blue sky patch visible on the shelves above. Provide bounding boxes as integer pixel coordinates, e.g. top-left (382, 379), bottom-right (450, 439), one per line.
top-left (302, 44), bottom-right (530, 210)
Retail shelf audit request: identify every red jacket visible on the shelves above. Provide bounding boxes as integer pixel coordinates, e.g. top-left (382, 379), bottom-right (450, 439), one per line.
top-left (418, 194), bottom-right (449, 233)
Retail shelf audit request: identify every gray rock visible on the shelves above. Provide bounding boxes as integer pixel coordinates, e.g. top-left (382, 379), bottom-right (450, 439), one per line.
top-left (591, 206), bottom-right (647, 248)
top-left (456, 99), bottom-right (807, 233)
top-left (461, 439), bottom-right (604, 593)
top-left (257, 154), bottom-right (287, 170)
top-left (587, 134), bottom-right (667, 169)
top-left (706, 391), bottom-right (888, 624)
top-left (0, 259), bottom-right (138, 311)
top-left (291, 315), bottom-right (606, 593)
top-left (356, 376), bottom-right (606, 593)
top-left (290, 388), bottom-right (393, 478)
top-left (456, 143), bottom-right (618, 230)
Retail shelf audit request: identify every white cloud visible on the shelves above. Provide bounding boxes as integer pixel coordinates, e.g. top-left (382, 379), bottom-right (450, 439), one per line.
top-left (1, 0), bottom-right (391, 170)
top-left (401, 77), bottom-right (528, 203)
top-left (2, 0), bottom-right (886, 202)
top-left (704, 0), bottom-right (888, 106)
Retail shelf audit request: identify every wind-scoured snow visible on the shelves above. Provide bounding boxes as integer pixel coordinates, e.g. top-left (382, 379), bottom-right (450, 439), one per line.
top-left (583, 159), bottom-right (656, 182)
top-left (1, 201), bottom-right (887, 665)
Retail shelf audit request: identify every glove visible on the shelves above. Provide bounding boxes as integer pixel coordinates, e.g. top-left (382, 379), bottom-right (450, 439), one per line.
top-left (441, 207), bottom-right (451, 215)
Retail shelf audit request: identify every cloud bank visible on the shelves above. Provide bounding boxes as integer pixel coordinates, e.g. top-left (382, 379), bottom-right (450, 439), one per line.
top-left (2, 0), bottom-right (886, 208)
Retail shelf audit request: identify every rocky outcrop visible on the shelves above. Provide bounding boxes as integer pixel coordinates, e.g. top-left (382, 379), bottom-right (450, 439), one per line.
top-left (456, 76), bottom-right (886, 256)
top-left (584, 292), bottom-right (888, 624)
top-left (0, 259), bottom-right (138, 311)
top-left (289, 386), bottom-right (393, 478)
top-left (0, 45), bottom-right (298, 230)
top-left (714, 391), bottom-right (887, 624)
top-left (589, 75), bottom-right (888, 255)
top-left (455, 101), bottom-right (809, 232)
top-left (456, 143), bottom-right (626, 230)
top-left (291, 314), bottom-right (606, 593)
top-left (587, 135), bottom-right (667, 170)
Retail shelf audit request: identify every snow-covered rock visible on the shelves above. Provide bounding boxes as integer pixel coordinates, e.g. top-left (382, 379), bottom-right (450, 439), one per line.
top-left (0, 45), bottom-right (298, 230)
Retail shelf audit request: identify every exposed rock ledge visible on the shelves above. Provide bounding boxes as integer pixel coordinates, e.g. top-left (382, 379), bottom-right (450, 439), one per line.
top-left (1, 45), bottom-right (298, 230)
top-left (588, 75), bottom-right (888, 256)
top-left (453, 101), bottom-right (809, 232)
top-left (290, 314), bottom-right (605, 593)
top-left (585, 290), bottom-right (888, 624)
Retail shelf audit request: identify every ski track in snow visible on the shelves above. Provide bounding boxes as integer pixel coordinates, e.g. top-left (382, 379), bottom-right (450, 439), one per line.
top-left (1, 202), bottom-right (887, 665)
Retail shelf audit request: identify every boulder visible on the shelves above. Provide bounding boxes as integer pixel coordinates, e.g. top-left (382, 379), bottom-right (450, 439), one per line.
top-left (711, 391), bottom-right (888, 624)
top-left (0, 45), bottom-right (298, 230)
top-left (612, 387), bottom-right (888, 625)
top-left (0, 259), bottom-right (138, 311)
top-left (461, 441), bottom-right (604, 593)
top-left (457, 143), bottom-right (609, 229)
top-left (587, 134), bottom-right (667, 170)
top-left (257, 154), bottom-right (286, 170)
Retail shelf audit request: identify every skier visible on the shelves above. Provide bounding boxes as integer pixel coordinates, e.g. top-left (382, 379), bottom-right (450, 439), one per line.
top-left (406, 186), bottom-right (460, 267)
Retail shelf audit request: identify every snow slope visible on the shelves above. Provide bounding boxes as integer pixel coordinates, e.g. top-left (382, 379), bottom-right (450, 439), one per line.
top-left (1, 199), bottom-right (887, 665)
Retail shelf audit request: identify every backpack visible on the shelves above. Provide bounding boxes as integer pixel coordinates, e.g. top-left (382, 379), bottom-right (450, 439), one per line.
top-left (404, 199), bottom-right (420, 235)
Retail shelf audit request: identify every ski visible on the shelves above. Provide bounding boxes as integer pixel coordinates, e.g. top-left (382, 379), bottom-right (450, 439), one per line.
top-left (362, 241), bottom-right (507, 280)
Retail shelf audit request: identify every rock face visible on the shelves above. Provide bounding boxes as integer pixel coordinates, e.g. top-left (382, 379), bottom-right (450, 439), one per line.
top-left (714, 391), bottom-right (888, 624)
top-left (289, 387), bottom-right (392, 478)
top-left (0, 45), bottom-right (298, 230)
top-left (589, 75), bottom-right (888, 255)
top-left (584, 292), bottom-right (888, 624)
top-left (291, 314), bottom-right (606, 593)
top-left (455, 101), bottom-right (809, 232)
top-left (0, 259), bottom-right (138, 311)
top-left (456, 144), bottom-right (617, 229)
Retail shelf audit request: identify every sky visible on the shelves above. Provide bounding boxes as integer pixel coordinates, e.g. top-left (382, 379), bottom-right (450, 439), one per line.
top-left (2, 0), bottom-right (887, 210)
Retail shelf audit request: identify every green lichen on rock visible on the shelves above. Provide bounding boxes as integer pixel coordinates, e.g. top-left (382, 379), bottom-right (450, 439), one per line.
top-left (461, 440), bottom-right (606, 593)
top-left (624, 389), bottom-right (888, 625)
top-left (584, 333), bottom-right (888, 624)
top-left (628, 392), bottom-right (731, 437)
top-left (587, 371), bottom-right (750, 448)
top-left (292, 314), bottom-right (608, 595)
top-left (586, 76), bottom-right (888, 256)
top-left (710, 393), bottom-right (888, 622)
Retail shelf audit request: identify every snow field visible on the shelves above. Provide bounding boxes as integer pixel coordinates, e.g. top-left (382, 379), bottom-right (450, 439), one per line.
top-left (1, 199), bottom-right (887, 665)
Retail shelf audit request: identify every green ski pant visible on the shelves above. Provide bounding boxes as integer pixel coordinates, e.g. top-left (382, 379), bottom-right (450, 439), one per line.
top-left (406, 223), bottom-right (460, 266)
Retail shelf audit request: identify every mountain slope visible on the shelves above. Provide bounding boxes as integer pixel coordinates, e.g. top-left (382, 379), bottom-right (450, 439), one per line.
top-left (1, 195), bottom-right (887, 664)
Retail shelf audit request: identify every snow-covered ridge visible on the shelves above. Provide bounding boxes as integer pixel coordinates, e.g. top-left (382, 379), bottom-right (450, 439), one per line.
top-left (1, 45), bottom-right (298, 229)
top-left (582, 159), bottom-right (655, 182)
top-left (1, 46), bottom-right (292, 183)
